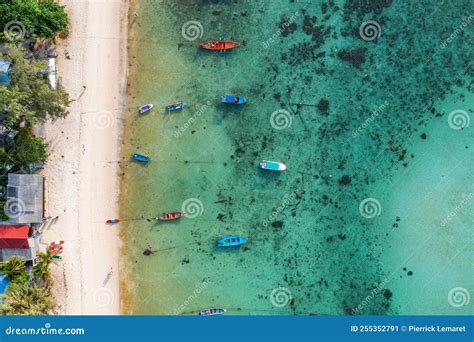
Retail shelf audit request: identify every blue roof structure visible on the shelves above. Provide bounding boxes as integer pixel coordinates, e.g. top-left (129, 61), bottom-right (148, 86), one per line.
top-left (0, 59), bottom-right (11, 86)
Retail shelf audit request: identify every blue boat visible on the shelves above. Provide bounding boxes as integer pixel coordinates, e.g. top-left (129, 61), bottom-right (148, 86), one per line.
top-left (166, 102), bottom-right (185, 111)
top-left (138, 104), bottom-right (153, 114)
top-left (199, 307), bottom-right (226, 316)
top-left (259, 160), bottom-right (286, 171)
top-left (216, 235), bottom-right (247, 247)
top-left (132, 153), bottom-right (150, 163)
top-left (221, 95), bottom-right (247, 105)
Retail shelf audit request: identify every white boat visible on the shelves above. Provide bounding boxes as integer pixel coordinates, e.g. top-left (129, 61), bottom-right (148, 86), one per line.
top-left (259, 160), bottom-right (286, 171)
top-left (199, 307), bottom-right (226, 316)
top-left (138, 104), bottom-right (154, 114)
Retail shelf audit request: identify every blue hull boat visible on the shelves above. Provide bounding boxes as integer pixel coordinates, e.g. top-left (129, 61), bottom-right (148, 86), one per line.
top-left (260, 160), bottom-right (286, 171)
top-left (199, 307), bottom-right (226, 316)
top-left (217, 235), bottom-right (247, 247)
top-left (221, 95), bottom-right (247, 105)
top-left (138, 104), bottom-right (153, 114)
top-left (166, 102), bottom-right (185, 111)
top-left (132, 153), bottom-right (150, 163)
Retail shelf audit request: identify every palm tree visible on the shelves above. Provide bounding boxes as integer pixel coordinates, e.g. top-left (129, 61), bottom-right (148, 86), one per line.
top-left (32, 249), bottom-right (54, 283)
top-left (0, 256), bottom-right (27, 281)
top-left (0, 282), bottom-right (56, 315)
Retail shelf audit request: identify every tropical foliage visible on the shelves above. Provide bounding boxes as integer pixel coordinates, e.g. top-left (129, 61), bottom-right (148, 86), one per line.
top-left (1, 282), bottom-right (56, 315)
top-left (0, 256), bottom-right (29, 284)
top-left (7, 129), bottom-right (47, 166)
top-left (32, 250), bottom-right (54, 283)
top-left (0, 0), bottom-right (68, 41)
top-left (0, 252), bottom-right (57, 315)
top-left (1, 43), bottom-right (70, 128)
top-left (0, 43), bottom-right (70, 171)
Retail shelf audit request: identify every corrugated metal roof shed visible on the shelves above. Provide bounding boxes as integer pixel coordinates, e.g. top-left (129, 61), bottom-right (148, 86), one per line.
top-left (5, 174), bottom-right (44, 224)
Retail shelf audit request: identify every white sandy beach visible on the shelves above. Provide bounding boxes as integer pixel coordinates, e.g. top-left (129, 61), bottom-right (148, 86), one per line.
top-left (40, 0), bottom-right (128, 314)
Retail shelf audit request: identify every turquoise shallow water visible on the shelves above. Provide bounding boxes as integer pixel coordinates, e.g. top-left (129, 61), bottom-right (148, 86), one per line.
top-left (120, 0), bottom-right (473, 315)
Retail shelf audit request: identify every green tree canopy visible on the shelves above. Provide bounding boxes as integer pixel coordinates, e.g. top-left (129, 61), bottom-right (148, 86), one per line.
top-left (8, 128), bottom-right (47, 166)
top-left (0, 0), bottom-right (68, 41)
top-left (0, 256), bottom-right (29, 284)
top-left (0, 282), bottom-right (56, 315)
top-left (32, 250), bottom-right (54, 283)
top-left (0, 43), bottom-right (70, 128)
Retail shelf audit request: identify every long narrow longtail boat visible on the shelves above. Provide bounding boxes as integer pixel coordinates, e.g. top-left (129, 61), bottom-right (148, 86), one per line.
top-left (157, 212), bottom-right (182, 221)
top-left (199, 41), bottom-right (240, 51)
top-left (166, 102), bottom-right (185, 112)
top-left (199, 308), bottom-right (226, 316)
top-left (132, 153), bottom-right (151, 163)
top-left (216, 235), bottom-right (247, 247)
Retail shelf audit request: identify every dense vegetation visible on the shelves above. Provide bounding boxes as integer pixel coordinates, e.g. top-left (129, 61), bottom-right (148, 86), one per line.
top-left (1, 44), bottom-right (70, 128)
top-left (0, 43), bottom-right (70, 204)
top-left (0, 0), bottom-right (70, 315)
top-left (0, 0), bottom-right (68, 41)
top-left (0, 253), bottom-right (56, 315)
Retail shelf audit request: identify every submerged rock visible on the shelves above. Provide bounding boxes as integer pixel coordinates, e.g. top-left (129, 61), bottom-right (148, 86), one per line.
top-left (337, 48), bottom-right (367, 69)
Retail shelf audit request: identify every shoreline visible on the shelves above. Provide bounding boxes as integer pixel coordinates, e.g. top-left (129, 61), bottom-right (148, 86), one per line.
top-left (41, 0), bottom-right (129, 314)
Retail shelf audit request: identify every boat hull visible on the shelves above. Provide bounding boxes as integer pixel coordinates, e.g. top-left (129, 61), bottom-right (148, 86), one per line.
top-left (166, 102), bottom-right (185, 111)
top-left (199, 308), bottom-right (226, 316)
top-left (132, 153), bottom-right (151, 163)
top-left (221, 95), bottom-right (247, 105)
top-left (260, 160), bottom-right (286, 171)
top-left (217, 235), bottom-right (247, 247)
top-left (158, 212), bottom-right (182, 221)
top-left (200, 41), bottom-right (240, 51)
top-left (50, 240), bottom-right (64, 247)
top-left (138, 104), bottom-right (153, 114)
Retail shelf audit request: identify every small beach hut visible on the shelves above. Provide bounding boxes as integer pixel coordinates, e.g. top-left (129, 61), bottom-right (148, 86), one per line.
top-left (5, 174), bottom-right (44, 224)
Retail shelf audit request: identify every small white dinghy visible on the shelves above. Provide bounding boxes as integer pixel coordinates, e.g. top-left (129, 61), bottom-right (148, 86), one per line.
top-left (259, 160), bottom-right (286, 171)
top-left (138, 104), bottom-right (154, 114)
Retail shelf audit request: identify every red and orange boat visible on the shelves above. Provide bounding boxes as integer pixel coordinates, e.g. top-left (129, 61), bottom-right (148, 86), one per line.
top-left (199, 41), bottom-right (240, 51)
top-left (49, 245), bottom-right (63, 254)
top-left (157, 212), bottom-right (182, 221)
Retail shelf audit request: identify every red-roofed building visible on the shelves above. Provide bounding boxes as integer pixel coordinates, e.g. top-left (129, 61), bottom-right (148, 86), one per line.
top-left (0, 225), bottom-right (38, 263)
top-left (0, 225), bottom-right (30, 249)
